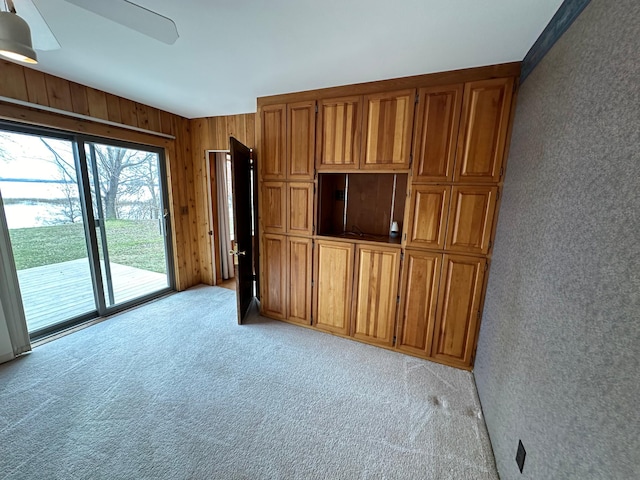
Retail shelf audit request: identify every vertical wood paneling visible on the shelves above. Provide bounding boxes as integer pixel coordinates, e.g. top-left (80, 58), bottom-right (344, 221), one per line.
top-left (135, 103), bottom-right (150, 130)
top-left (23, 68), bottom-right (48, 105)
top-left (69, 82), bottom-right (90, 116)
top-left (317, 96), bottom-right (361, 169)
top-left (119, 98), bottom-right (138, 127)
top-left (287, 100), bottom-right (315, 179)
top-left (106, 94), bottom-right (123, 124)
top-left (262, 233), bottom-right (287, 319)
top-left (0, 61), bottom-right (28, 101)
top-left (45, 76), bottom-right (73, 111)
top-left (86, 88), bottom-right (109, 120)
top-left (287, 236), bottom-right (312, 324)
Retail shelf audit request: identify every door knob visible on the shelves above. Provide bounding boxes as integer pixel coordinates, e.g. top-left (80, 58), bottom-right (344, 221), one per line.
top-left (229, 246), bottom-right (246, 257)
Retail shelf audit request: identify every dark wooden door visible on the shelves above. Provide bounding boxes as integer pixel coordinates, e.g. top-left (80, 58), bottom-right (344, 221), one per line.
top-left (230, 137), bottom-right (254, 324)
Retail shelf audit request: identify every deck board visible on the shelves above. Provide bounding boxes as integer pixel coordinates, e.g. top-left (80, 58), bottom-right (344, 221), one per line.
top-left (17, 259), bottom-right (168, 332)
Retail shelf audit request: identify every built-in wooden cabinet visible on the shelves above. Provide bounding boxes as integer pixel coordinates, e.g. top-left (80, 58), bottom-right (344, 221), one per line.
top-left (412, 84), bottom-right (463, 182)
top-left (317, 95), bottom-right (362, 170)
top-left (432, 254), bottom-right (486, 367)
top-left (406, 185), bottom-right (450, 250)
top-left (351, 244), bottom-right (401, 346)
top-left (258, 64), bottom-right (518, 370)
top-left (313, 240), bottom-right (354, 335)
top-left (261, 182), bottom-right (286, 234)
top-left (261, 104), bottom-right (286, 180)
top-left (287, 182), bottom-right (314, 236)
top-left (287, 101), bottom-right (315, 180)
top-left (445, 186), bottom-right (498, 255)
top-left (455, 78), bottom-right (514, 183)
top-left (396, 250), bottom-right (442, 357)
top-left (261, 234), bottom-right (287, 319)
top-left (287, 237), bottom-right (313, 325)
top-left (362, 89), bottom-right (415, 169)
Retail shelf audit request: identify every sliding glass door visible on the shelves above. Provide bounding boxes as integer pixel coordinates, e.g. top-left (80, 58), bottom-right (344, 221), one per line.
top-left (0, 123), bottom-right (173, 337)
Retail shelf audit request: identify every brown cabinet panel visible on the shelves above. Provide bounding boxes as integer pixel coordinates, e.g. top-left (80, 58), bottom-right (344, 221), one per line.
top-left (396, 250), bottom-right (442, 356)
top-left (287, 101), bottom-right (315, 180)
top-left (455, 78), bottom-right (514, 183)
top-left (446, 186), bottom-right (498, 255)
top-left (287, 182), bottom-right (314, 236)
top-left (406, 185), bottom-right (451, 250)
top-left (352, 245), bottom-right (401, 346)
top-left (362, 89), bottom-right (415, 169)
top-left (262, 104), bottom-right (287, 180)
top-left (261, 182), bottom-right (286, 234)
top-left (433, 254), bottom-right (486, 367)
top-left (313, 240), bottom-right (354, 335)
top-left (413, 84), bottom-right (463, 182)
top-left (287, 237), bottom-right (313, 325)
top-left (317, 96), bottom-right (362, 170)
top-left (261, 234), bottom-right (287, 319)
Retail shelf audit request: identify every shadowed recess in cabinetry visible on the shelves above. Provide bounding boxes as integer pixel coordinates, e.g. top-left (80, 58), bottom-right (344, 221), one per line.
top-left (318, 173), bottom-right (407, 240)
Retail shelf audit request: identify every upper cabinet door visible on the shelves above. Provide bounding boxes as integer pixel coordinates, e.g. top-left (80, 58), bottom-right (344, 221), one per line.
top-left (455, 78), bottom-right (514, 183)
top-left (445, 186), bottom-right (498, 255)
top-left (406, 185), bottom-right (451, 250)
top-left (287, 101), bottom-right (315, 180)
top-left (317, 95), bottom-right (362, 170)
top-left (362, 89), bottom-right (415, 170)
top-left (261, 104), bottom-right (287, 180)
top-left (413, 84), bottom-right (463, 182)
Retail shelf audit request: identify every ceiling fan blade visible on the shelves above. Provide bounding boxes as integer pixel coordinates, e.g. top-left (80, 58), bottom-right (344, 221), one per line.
top-left (13, 0), bottom-right (61, 51)
top-left (63, 0), bottom-right (179, 45)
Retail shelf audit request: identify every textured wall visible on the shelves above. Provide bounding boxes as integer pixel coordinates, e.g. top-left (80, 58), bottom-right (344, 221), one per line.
top-left (474, 0), bottom-right (640, 479)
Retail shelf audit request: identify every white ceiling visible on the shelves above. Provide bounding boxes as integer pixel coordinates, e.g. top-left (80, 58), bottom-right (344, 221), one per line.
top-left (24, 0), bottom-right (563, 119)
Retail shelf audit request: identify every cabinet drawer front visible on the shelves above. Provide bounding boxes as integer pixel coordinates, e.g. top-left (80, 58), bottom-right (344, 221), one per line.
top-left (445, 186), bottom-right (498, 254)
top-left (455, 78), bottom-right (514, 183)
top-left (261, 104), bottom-right (287, 179)
top-left (407, 185), bottom-right (451, 250)
top-left (313, 240), bottom-right (354, 335)
top-left (287, 237), bottom-right (313, 325)
top-left (287, 101), bottom-right (315, 180)
top-left (362, 89), bottom-right (415, 169)
top-left (433, 254), bottom-right (486, 366)
top-left (413, 84), bottom-right (463, 182)
top-left (287, 182), bottom-right (314, 236)
top-left (261, 234), bottom-right (287, 319)
top-left (396, 250), bottom-right (442, 356)
top-left (352, 245), bottom-right (401, 346)
top-left (317, 96), bottom-right (362, 169)
top-left (261, 182), bottom-right (286, 234)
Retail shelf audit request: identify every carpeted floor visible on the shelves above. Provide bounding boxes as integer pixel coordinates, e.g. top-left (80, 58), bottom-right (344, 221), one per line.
top-left (0, 285), bottom-right (498, 479)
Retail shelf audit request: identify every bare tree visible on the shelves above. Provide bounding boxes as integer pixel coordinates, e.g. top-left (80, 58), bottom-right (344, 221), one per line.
top-left (40, 139), bottom-right (81, 224)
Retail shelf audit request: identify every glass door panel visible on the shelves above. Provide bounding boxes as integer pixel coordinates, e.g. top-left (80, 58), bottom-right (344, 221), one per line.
top-left (85, 142), bottom-right (170, 306)
top-left (0, 130), bottom-right (96, 333)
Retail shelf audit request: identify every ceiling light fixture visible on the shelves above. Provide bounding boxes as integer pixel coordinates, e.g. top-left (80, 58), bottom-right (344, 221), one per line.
top-left (0, 0), bottom-right (37, 64)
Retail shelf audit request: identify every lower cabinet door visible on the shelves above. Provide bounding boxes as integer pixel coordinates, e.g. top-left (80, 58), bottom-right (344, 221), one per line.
top-left (261, 234), bottom-right (287, 319)
top-left (352, 244), bottom-right (401, 346)
top-left (432, 254), bottom-right (486, 367)
top-left (313, 240), bottom-right (354, 335)
top-left (396, 250), bottom-right (442, 357)
top-left (287, 237), bottom-right (313, 324)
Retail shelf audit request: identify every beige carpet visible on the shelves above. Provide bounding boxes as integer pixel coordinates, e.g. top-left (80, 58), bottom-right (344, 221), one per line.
top-left (0, 285), bottom-right (498, 479)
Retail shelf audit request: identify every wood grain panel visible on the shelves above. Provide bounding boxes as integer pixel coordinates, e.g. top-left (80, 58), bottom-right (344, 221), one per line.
top-left (119, 98), bottom-right (138, 127)
top-left (45, 76), bottom-right (73, 111)
top-left (0, 61), bottom-right (28, 101)
top-left (287, 182), bottom-right (314, 236)
top-left (362, 89), bottom-right (415, 169)
top-left (23, 68), bottom-right (48, 105)
top-left (69, 82), bottom-right (90, 116)
top-left (261, 181), bottom-right (286, 234)
top-left (396, 250), bottom-right (442, 356)
top-left (455, 77), bottom-right (514, 183)
top-left (313, 240), bottom-right (354, 335)
top-left (85, 88), bottom-right (109, 120)
top-left (287, 100), bottom-right (315, 180)
top-left (262, 233), bottom-right (287, 319)
top-left (433, 254), bottom-right (486, 367)
top-left (446, 186), bottom-right (498, 254)
top-left (351, 244), bottom-right (401, 346)
top-left (317, 96), bottom-right (362, 169)
top-left (261, 104), bottom-right (286, 179)
top-left (413, 84), bottom-right (463, 182)
top-left (135, 103), bottom-right (150, 130)
top-left (287, 236), bottom-right (313, 324)
top-left (406, 185), bottom-right (451, 250)
top-left (105, 94), bottom-right (123, 124)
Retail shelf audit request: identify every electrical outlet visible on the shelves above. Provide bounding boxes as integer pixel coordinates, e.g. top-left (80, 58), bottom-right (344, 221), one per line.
top-left (516, 440), bottom-right (526, 473)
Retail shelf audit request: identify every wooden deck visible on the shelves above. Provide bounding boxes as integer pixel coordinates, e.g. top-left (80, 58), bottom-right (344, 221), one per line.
top-left (17, 259), bottom-right (168, 332)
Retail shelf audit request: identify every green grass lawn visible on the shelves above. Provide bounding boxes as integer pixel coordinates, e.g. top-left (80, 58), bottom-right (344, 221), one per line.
top-left (9, 220), bottom-right (167, 274)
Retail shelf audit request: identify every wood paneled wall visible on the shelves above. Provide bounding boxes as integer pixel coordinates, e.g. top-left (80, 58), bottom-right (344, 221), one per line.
top-left (190, 114), bottom-right (256, 285)
top-left (0, 61), bottom-right (200, 291)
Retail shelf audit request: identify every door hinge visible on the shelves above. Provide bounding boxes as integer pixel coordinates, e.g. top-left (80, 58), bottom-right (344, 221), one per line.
top-left (488, 240), bottom-right (492, 250)
top-left (499, 166), bottom-right (504, 178)
top-left (393, 335), bottom-right (397, 345)
top-left (409, 154), bottom-right (413, 168)
top-left (403, 233), bottom-right (407, 241)
top-left (477, 310), bottom-right (482, 320)
top-left (312, 225), bottom-right (315, 234)
top-left (315, 104), bottom-right (318, 114)
top-left (485, 262), bottom-right (489, 272)
top-left (513, 80), bottom-right (518, 94)
top-left (415, 92), bottom-right (419, 104)
top-left (396, 295), bottom-right (400, 305)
